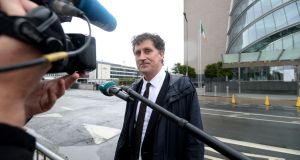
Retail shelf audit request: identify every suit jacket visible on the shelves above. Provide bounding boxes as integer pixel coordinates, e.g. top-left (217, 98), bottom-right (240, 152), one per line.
top-left (115, 72), bottom-right (204, 160)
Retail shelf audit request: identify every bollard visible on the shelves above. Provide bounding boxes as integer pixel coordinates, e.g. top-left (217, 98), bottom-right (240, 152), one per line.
top-left (265, 96), bottom-right (270, 111)
top-left (231, 94), bottom-right (236, 105)
top-left (226, 86), bottom-right (229, 97)
top-left (203, 86), bottom-right (206, 96)
top-left (296, 97), bottom-right (300, 112)
top-left (231, 94), bottom-right (236, 109)
top-left (214, 85), bottom-right (217, 96)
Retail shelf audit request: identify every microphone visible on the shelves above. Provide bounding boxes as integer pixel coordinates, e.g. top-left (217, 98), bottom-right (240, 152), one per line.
top-left (99, 81), bottom-right (133, 101)
top-left (120, 86), bottom-right (252, 160)
top-left (49, 0), bottom-right (117, 31)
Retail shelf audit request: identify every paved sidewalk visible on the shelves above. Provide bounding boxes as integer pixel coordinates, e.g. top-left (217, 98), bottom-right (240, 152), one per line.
top-left (198, 91), bottom-right (299, 107)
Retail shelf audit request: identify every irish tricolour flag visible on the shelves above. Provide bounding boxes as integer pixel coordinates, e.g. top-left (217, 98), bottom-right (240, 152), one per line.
top-left (201, 23), bottom-right (207, 41)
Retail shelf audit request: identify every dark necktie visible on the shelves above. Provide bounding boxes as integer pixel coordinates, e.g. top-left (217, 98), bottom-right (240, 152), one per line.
top-left (134, 82), bottom-right (151, 159)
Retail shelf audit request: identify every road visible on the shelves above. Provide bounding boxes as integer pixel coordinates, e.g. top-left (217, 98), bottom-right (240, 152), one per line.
top-left (26, 89), bottom-right (300, 160)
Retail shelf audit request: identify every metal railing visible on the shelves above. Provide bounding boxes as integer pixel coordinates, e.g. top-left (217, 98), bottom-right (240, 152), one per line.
top-left (34, 142), bottom-right (65, 160)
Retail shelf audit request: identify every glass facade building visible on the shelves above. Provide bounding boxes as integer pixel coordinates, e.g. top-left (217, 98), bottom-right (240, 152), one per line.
top-left (224, 0), bottom-right (300, 82)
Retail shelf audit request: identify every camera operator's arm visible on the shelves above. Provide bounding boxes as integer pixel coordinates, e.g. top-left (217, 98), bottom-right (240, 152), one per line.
top-left (25, 72), bottom-right (82, 118)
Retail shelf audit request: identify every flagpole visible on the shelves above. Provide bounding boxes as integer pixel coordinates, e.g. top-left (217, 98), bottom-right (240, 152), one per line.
top-left (200, 22), bottom-right (203, 87)
top-left (197, 21), bottom-right (200, 87)
top-left (199, 20), bottom-right (202, 88)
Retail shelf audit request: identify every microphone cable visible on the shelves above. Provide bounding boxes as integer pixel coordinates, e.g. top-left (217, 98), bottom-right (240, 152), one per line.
top-left (0, 12), bottom-right (92, 73)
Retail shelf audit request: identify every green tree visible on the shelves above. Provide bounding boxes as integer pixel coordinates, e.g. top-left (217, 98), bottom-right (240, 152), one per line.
top-left (172, 63), bottom-right (196, 78)
top-left (204, 62), bottom-right (233, 79)
top-left (118, 77), bottom-right (138, 86)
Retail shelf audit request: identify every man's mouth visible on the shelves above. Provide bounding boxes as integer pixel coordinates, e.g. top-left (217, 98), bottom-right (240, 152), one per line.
top-left (140, 63), bottom-right (148, 67)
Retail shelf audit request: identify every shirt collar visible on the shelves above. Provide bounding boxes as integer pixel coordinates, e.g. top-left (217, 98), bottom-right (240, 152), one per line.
top-left (143, 68), bottom-right (166, 88)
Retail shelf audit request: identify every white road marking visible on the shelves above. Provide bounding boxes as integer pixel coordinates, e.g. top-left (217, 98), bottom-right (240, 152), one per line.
top-left (216, 137), bottom-right (300, 156)
top-left (243, 153), bottom-right (285, 160)
top-left (35, 113), bottom-right (63, 118)
top-left (83, 124), bottom-right (120, 144)
top-left (291, 121), bottom-right (300, 124)
top-left (204, 155), bottom-right (224, 160)
top-left (202, 108), bottom-right (300, 120)
top-left (205, 147), bottom-right (285, 160)
top-left (227, 114), bottom-right (239, 117)
top-left (202, 112), bottom-right (300, 125)
top-left (60, 107), bottom-right (74, 111)
top-left (204, 112), bottom-right (300, 125)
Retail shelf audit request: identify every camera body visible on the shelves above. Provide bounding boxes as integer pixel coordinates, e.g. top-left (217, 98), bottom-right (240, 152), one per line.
top-left (30, 0), bottom-right (97, 74)
top-left (47, 33), bottom-right (97, 74)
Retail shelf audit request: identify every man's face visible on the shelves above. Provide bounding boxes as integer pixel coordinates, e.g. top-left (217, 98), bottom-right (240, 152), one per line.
top-left (133, 39), bottom-right (164, 77)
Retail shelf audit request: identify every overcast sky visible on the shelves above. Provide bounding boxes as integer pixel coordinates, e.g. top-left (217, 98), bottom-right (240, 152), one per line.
top-left (62, 0), bottom-right (184, 70)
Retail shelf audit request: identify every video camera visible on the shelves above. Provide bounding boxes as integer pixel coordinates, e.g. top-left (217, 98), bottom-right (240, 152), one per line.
top-left (31, 0), bottom-right (97, 74)
top-left (47, 33), bottom-right (96, 74)
top-left (31, 0), bottom-right (102, 74)
top-left (0, 0), bottom-right (116, 74)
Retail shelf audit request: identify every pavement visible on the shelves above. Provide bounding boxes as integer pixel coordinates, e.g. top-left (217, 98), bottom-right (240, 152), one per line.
top-left (197, 90), bottom-right (300, 108)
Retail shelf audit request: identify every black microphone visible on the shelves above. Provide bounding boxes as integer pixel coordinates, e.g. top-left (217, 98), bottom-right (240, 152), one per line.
top-left (99, 81), bottom-right (133, 101)
top-left (48, 0), bottom-right (117, 31)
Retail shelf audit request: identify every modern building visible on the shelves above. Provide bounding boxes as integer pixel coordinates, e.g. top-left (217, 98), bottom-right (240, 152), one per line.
top-left (223, 0), bottom-right (300, 94)
top-left (183, 0), bottom-right (231, 84)
top-left (184, 0), bottom-right (300, 94)
top-left (91, 61), bottom-right (140, 80)
top-left (45, 61), bottom-right (140, 83)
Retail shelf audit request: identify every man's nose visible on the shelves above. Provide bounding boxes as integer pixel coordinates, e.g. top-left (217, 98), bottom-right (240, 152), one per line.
top-left (138, 52), bottom-right (147, 60)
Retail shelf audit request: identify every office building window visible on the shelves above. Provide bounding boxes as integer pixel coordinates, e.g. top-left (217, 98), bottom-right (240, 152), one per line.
top-left (261, 0), bottom-right (272, 13)
top-left (271, 0), bottom-right (283, 8)
top-left (248, 25), bottom-right (257, 43)
top-left (274, 8), bottom-right (287, 29)
top-left (285, 3), bottom-right (300, 25)
top-left (256, 20), bottom-right (266, 39)
top-left (254, 1), bottom-right (263, 19)
top-left (294, 31), bottom-right (300, 48)
top-left (264, 14), bottom-right (276, 34)
top-left (273, 39), bottom-right (283, 50)
top-left (283, 35), bottom-right (293, 49)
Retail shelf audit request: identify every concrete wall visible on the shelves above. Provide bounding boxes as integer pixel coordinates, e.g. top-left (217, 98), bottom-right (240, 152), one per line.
top-left (71, 83), bottom-right (95, 90)
top-left (205, 81), bottom-right (298, 95)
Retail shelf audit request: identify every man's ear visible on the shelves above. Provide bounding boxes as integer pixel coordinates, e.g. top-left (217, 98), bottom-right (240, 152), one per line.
top-left (159, 51), bottom-right (165, 64)
top-left (159, 51), bottom-right (165, 58)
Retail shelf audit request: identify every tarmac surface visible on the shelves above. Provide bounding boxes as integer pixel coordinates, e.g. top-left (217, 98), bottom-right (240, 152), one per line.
top-left (26, 89), bottom-right (300, 160)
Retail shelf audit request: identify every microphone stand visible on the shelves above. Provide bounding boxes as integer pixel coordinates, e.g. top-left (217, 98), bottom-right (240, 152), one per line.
top-left (121, 86), bottom-right (251, 160)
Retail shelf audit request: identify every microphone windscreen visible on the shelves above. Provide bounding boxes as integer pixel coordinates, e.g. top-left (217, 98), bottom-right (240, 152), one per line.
top-left (99, 81), bottom-right (116, 96)
top-left (76, 0), bottom-right (117, 31)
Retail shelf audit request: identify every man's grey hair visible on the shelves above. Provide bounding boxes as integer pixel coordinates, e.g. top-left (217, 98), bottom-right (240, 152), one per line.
top-left (131, 32), bottom-right (165, 52)
top-left (131, 33), bottom-right (165, 64)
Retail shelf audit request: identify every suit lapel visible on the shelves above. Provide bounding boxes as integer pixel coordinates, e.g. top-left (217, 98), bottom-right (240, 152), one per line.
top-left (128, 80), bottom-right (143, 145)
top-left (143, 72), bottom-right (170, 140)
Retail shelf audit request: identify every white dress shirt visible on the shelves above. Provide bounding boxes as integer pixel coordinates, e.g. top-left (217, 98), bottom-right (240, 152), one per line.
top-left (135, 68), bottom-right (166, 157)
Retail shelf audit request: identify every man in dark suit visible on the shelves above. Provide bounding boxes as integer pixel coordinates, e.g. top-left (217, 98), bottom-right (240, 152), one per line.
top-left (115, 33), bottom-right (204, 160)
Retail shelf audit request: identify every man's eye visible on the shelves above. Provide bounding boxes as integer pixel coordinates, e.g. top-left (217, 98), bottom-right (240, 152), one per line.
top-left (134, 51), bottom-right (141, 56)
top-left (145, 49), bottom-right (151, 53)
